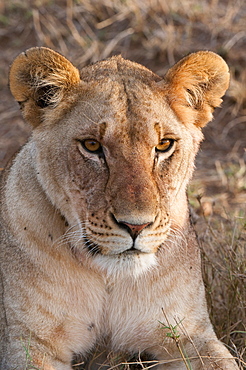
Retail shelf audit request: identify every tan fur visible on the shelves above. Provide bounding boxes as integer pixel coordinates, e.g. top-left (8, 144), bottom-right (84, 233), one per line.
top-left (0, 47), bottom-right (238, 369)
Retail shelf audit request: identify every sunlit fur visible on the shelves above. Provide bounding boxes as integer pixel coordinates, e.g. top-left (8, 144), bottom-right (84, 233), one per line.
top-left (0, 47), bottom-right (238, 370)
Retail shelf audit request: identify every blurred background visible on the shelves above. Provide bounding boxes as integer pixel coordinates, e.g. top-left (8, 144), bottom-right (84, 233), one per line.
top-left (0, 0), bottom-right (245, 367)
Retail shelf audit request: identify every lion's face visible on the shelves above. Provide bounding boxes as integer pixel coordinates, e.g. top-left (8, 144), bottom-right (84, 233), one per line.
top-left (9, 48), bottom-right (229, 276)
top-left (33, 76), bottom-right (202, 276)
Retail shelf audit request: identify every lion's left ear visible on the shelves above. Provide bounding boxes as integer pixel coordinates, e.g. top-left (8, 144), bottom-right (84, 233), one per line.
top-left (162, 51), bottom-right (230, 127)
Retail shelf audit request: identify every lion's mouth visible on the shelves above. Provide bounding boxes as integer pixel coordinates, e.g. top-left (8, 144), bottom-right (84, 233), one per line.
top-left (120, 246), bottom-right (148, 256)
top-left (83, 236), bottom-right (147, 257)
top-left (79, 234), bottom-right (158, 276)
top-left (122, 247), bottom-right (139, 255)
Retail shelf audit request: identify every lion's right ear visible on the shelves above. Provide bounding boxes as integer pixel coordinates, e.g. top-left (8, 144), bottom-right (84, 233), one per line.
top-left (162, 51), bottom-right (230, 127)
top-left (9, 47), bottom-right (80, 127)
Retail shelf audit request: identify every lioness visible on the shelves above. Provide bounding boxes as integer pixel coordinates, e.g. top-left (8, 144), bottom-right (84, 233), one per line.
top-left (0, 47), bottom-right (239, 369)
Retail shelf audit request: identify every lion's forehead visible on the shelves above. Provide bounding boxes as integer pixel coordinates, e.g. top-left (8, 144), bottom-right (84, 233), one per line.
top-left (77, 75), bottom-right (163, 110)
top-left (79, 55), bottom-right (161, 84)
top-left (70, 77), bottom-right (181, 140)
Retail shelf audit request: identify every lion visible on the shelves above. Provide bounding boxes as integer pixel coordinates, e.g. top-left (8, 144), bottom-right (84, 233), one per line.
top-left (0, 47), bottom-right (239, 369)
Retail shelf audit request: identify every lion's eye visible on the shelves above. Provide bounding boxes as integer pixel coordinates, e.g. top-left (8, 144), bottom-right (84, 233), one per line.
top-left (156, 139), bottom-right (174, 153)
top-left (81, 139), bottom-right (102, 153)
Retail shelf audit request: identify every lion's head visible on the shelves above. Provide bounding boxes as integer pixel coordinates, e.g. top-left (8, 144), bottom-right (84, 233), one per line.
top-left (9, 48), bottom-right (229, 276)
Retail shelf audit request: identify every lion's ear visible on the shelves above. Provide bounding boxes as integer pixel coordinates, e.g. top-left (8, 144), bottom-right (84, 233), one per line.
top-left (9, 47), bottom-right (80, 127)
top-left (163, 51), bottom-right (230, 127)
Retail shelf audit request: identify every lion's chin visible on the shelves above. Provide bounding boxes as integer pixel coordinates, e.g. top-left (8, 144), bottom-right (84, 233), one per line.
top-left (91, 252), bottom-right (157, 278)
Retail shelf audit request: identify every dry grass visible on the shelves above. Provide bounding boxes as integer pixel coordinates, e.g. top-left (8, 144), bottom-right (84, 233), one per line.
top-left (0, 0), bottom-right (246, 368)
top-left (191, 207), bottom-right (246, 368)
top-left (201, 217), bottom-right (245, 357)
top-left (1, 0), bottom-right (246, 74)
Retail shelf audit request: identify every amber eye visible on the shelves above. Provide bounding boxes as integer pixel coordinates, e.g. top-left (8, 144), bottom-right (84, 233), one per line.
top-left (156, 139), bottom-right (174, 153)
top-left (81, 139), bottom-right (102, 153)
